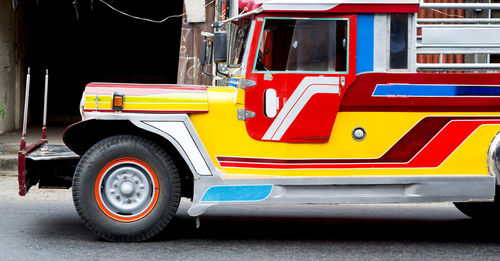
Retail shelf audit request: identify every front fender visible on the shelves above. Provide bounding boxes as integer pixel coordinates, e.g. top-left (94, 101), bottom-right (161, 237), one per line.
top-left (63, 115), bottom-right (215, 178)
top-left (63, 119), bottom-right (146, 155)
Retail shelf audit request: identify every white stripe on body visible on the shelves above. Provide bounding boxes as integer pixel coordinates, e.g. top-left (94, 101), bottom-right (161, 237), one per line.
top-left (262, 77), bottom-right (340, 141)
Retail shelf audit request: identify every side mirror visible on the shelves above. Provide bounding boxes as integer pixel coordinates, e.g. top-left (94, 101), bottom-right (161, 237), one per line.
top-left (201, 39), bottom-right (213, 66)
top-left (214, 31), bottom-right (227, 63)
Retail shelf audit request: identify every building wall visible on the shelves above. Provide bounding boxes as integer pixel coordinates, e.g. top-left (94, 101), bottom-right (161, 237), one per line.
top-left (0, 0), bottom-right (21, 134)
top-left (177, 0), bottom-right (214, 85)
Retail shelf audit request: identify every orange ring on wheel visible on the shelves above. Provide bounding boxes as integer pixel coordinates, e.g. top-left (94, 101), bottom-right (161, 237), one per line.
top-left (94, 157), bottom-right (160, 222)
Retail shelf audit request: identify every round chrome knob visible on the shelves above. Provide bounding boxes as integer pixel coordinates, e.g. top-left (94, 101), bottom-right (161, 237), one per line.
top-left (352, 127), bottom-right (366, 141)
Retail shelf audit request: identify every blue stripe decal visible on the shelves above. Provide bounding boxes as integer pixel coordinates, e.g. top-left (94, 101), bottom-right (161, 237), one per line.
top-left (201, 185), bottom-right (273, 202)
top-left (356, 14), bottom-right (374, 74)
top-left (373, 84), bottom-right (500, 97)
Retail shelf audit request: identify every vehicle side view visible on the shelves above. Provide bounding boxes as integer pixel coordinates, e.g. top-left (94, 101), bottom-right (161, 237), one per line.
top-left (18, 0), bottom-right (500, 241)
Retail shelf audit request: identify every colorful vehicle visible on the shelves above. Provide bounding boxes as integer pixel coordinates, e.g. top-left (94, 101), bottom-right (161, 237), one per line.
top-left (18, 0), bottom-right (500, 241)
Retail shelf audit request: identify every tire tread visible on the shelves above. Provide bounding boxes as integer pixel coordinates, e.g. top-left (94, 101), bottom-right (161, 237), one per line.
top-left (72, 135), bottom-right (181, 242)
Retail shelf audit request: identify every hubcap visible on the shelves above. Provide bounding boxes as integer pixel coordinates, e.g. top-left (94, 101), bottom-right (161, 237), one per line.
top-left (99, 161), bottom-right (156, 218)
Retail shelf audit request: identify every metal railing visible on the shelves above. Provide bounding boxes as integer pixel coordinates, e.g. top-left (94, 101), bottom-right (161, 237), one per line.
top-left (416, 3), bottom-right (500, 71)
top-left (420, 3), bottom-right (500, 10)
top-left (418, 18), bottom-right (500, 23)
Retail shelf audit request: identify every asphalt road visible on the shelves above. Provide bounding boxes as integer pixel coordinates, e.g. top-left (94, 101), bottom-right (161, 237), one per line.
top-left (2, 176), bottom-right (500, 261)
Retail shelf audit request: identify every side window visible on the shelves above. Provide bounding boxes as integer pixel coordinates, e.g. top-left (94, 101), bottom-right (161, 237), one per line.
top-left (255, 18), bottom-right (348, 72)
top-left (389, 14), bottom-right (408, 69)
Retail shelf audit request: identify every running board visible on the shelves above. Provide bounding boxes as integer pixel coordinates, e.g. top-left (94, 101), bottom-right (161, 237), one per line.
top-left (188, 175), bottom-right (495, 216)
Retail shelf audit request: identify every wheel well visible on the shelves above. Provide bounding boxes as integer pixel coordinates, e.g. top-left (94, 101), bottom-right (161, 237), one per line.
top-left (64, 119), bottom-right (193, 198)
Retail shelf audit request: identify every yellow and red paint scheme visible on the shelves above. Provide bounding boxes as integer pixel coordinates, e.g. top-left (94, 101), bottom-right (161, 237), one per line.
top-left (189, 83), bottom-right (500, 178)
top-left (185, 6), bottom-right (500, 179)
top-left (79, 9), bottom-right (500, 180)
top-left (243, 13), bottom-right (357, 143)
top-left (68, 0), bottom-right (500, 210)
top-left (20, 0), bottom-right (500, 236)
top-left (83, 83), bottom-right (208, 114)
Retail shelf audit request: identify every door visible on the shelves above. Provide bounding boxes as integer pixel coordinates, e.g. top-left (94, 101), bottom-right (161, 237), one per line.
top-left (244, 14), bottom-right (357, 143)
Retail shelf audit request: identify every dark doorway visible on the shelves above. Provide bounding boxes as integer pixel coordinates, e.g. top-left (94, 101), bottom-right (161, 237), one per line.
top-left (24, 0), bottom-right (183, 125)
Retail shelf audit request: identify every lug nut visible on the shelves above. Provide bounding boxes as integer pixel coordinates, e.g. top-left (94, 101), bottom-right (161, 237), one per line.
top-left (136, 191), bottom-right (140, 196)
top-left (127, 199), bottom-right (132, 203)
top-left (123, 176), bottom-right (127, 179)
top-left (116, 195), bottom-right (120, 199)
top-left (114, 183), bottom-right (118, 187)
top-left (135, 180), bottom-right (139, 184)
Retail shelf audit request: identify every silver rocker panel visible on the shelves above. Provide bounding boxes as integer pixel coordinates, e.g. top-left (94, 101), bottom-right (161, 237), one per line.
top-left (188, 175), bottom-right (495, 216)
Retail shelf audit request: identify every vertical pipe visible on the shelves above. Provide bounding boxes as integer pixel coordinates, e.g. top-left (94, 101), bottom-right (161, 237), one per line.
top-left (432, 0), bottom-right (440, 65)
top-left (457, 0), bottom-right (464, 70)
top-left (213, 0), bottom-right (220, 86)
top-left (446, 0), bottom-right (458, 68)
top-left (417, 2), bottom-right (424, 65)
top-left (42, 69), bottom-right (48, 140)
top-left (20, 67), bottom-right (31, 151)
top-left (229, 0), bottom-right (238, 18)
top-left (424, 1), bottom-right (431, 64)
top-left (445, 0), bottom-right (450, 66)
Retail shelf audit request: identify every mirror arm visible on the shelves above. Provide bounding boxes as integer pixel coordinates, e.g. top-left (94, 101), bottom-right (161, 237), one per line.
top-left (202, 64), bottom-right (214, 77)
top-left (212, 7), bottom-right (263, 30)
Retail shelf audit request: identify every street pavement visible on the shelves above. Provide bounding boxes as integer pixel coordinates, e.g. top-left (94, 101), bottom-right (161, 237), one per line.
top-left (2, 176), bottom-right (500, 261)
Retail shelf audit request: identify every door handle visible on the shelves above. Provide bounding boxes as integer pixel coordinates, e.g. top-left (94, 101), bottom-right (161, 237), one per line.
top-left (264, 88), bottom-right (278, 118)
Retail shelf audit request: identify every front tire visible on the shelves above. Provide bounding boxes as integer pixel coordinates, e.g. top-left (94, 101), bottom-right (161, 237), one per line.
top-left (72, 135), bottom-right (181, 242)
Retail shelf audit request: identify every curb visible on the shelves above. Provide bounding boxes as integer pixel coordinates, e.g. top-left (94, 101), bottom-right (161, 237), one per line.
top-left (0, 170), bottom-right (17, 177)
top-left (0, 143), bottom-right (18, 154)
top-left (0, 154), bottom-right (17, 174)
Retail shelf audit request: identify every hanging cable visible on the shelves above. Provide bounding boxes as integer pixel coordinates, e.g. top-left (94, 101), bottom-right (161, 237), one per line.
top-left (99, 0), bottom-right (215, 23)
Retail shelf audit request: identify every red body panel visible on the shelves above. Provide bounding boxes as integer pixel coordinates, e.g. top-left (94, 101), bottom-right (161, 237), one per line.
top-left (329, 4), bottom-right (420, 13)
top-left (18, 139), bottom-right (47, 196)
top-left (244, 13), bottom-right (357, 143)
top-left (218, 118), bottom-right (500, 169)
top-left (241, 0), bottom-right (419, 14)
top-left (340, 73), bottom-right (500, 112)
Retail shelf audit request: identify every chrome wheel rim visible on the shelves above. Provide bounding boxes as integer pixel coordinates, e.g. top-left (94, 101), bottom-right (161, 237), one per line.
top-left (99, 161), bottom-right (155, 218)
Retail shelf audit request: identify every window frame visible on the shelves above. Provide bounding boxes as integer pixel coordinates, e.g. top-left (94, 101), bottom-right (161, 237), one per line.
top-left (251, 17), bottom-right (350, 74)
top-left (386, 13), bottom-right (415, 72)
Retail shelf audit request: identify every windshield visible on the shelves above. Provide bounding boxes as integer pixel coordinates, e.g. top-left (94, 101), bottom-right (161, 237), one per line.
top-left (255, 18), bottom-right (348, 72)
top-left (227, 18), bottom-right (251, 67)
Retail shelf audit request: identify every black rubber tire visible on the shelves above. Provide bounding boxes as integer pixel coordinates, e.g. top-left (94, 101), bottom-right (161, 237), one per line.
top-left (453, 202), bottom-right (498, 219)
top-left (72, 135), bottom-right (181, 242)
top-left (454, 186), bottom-right (500, 219)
